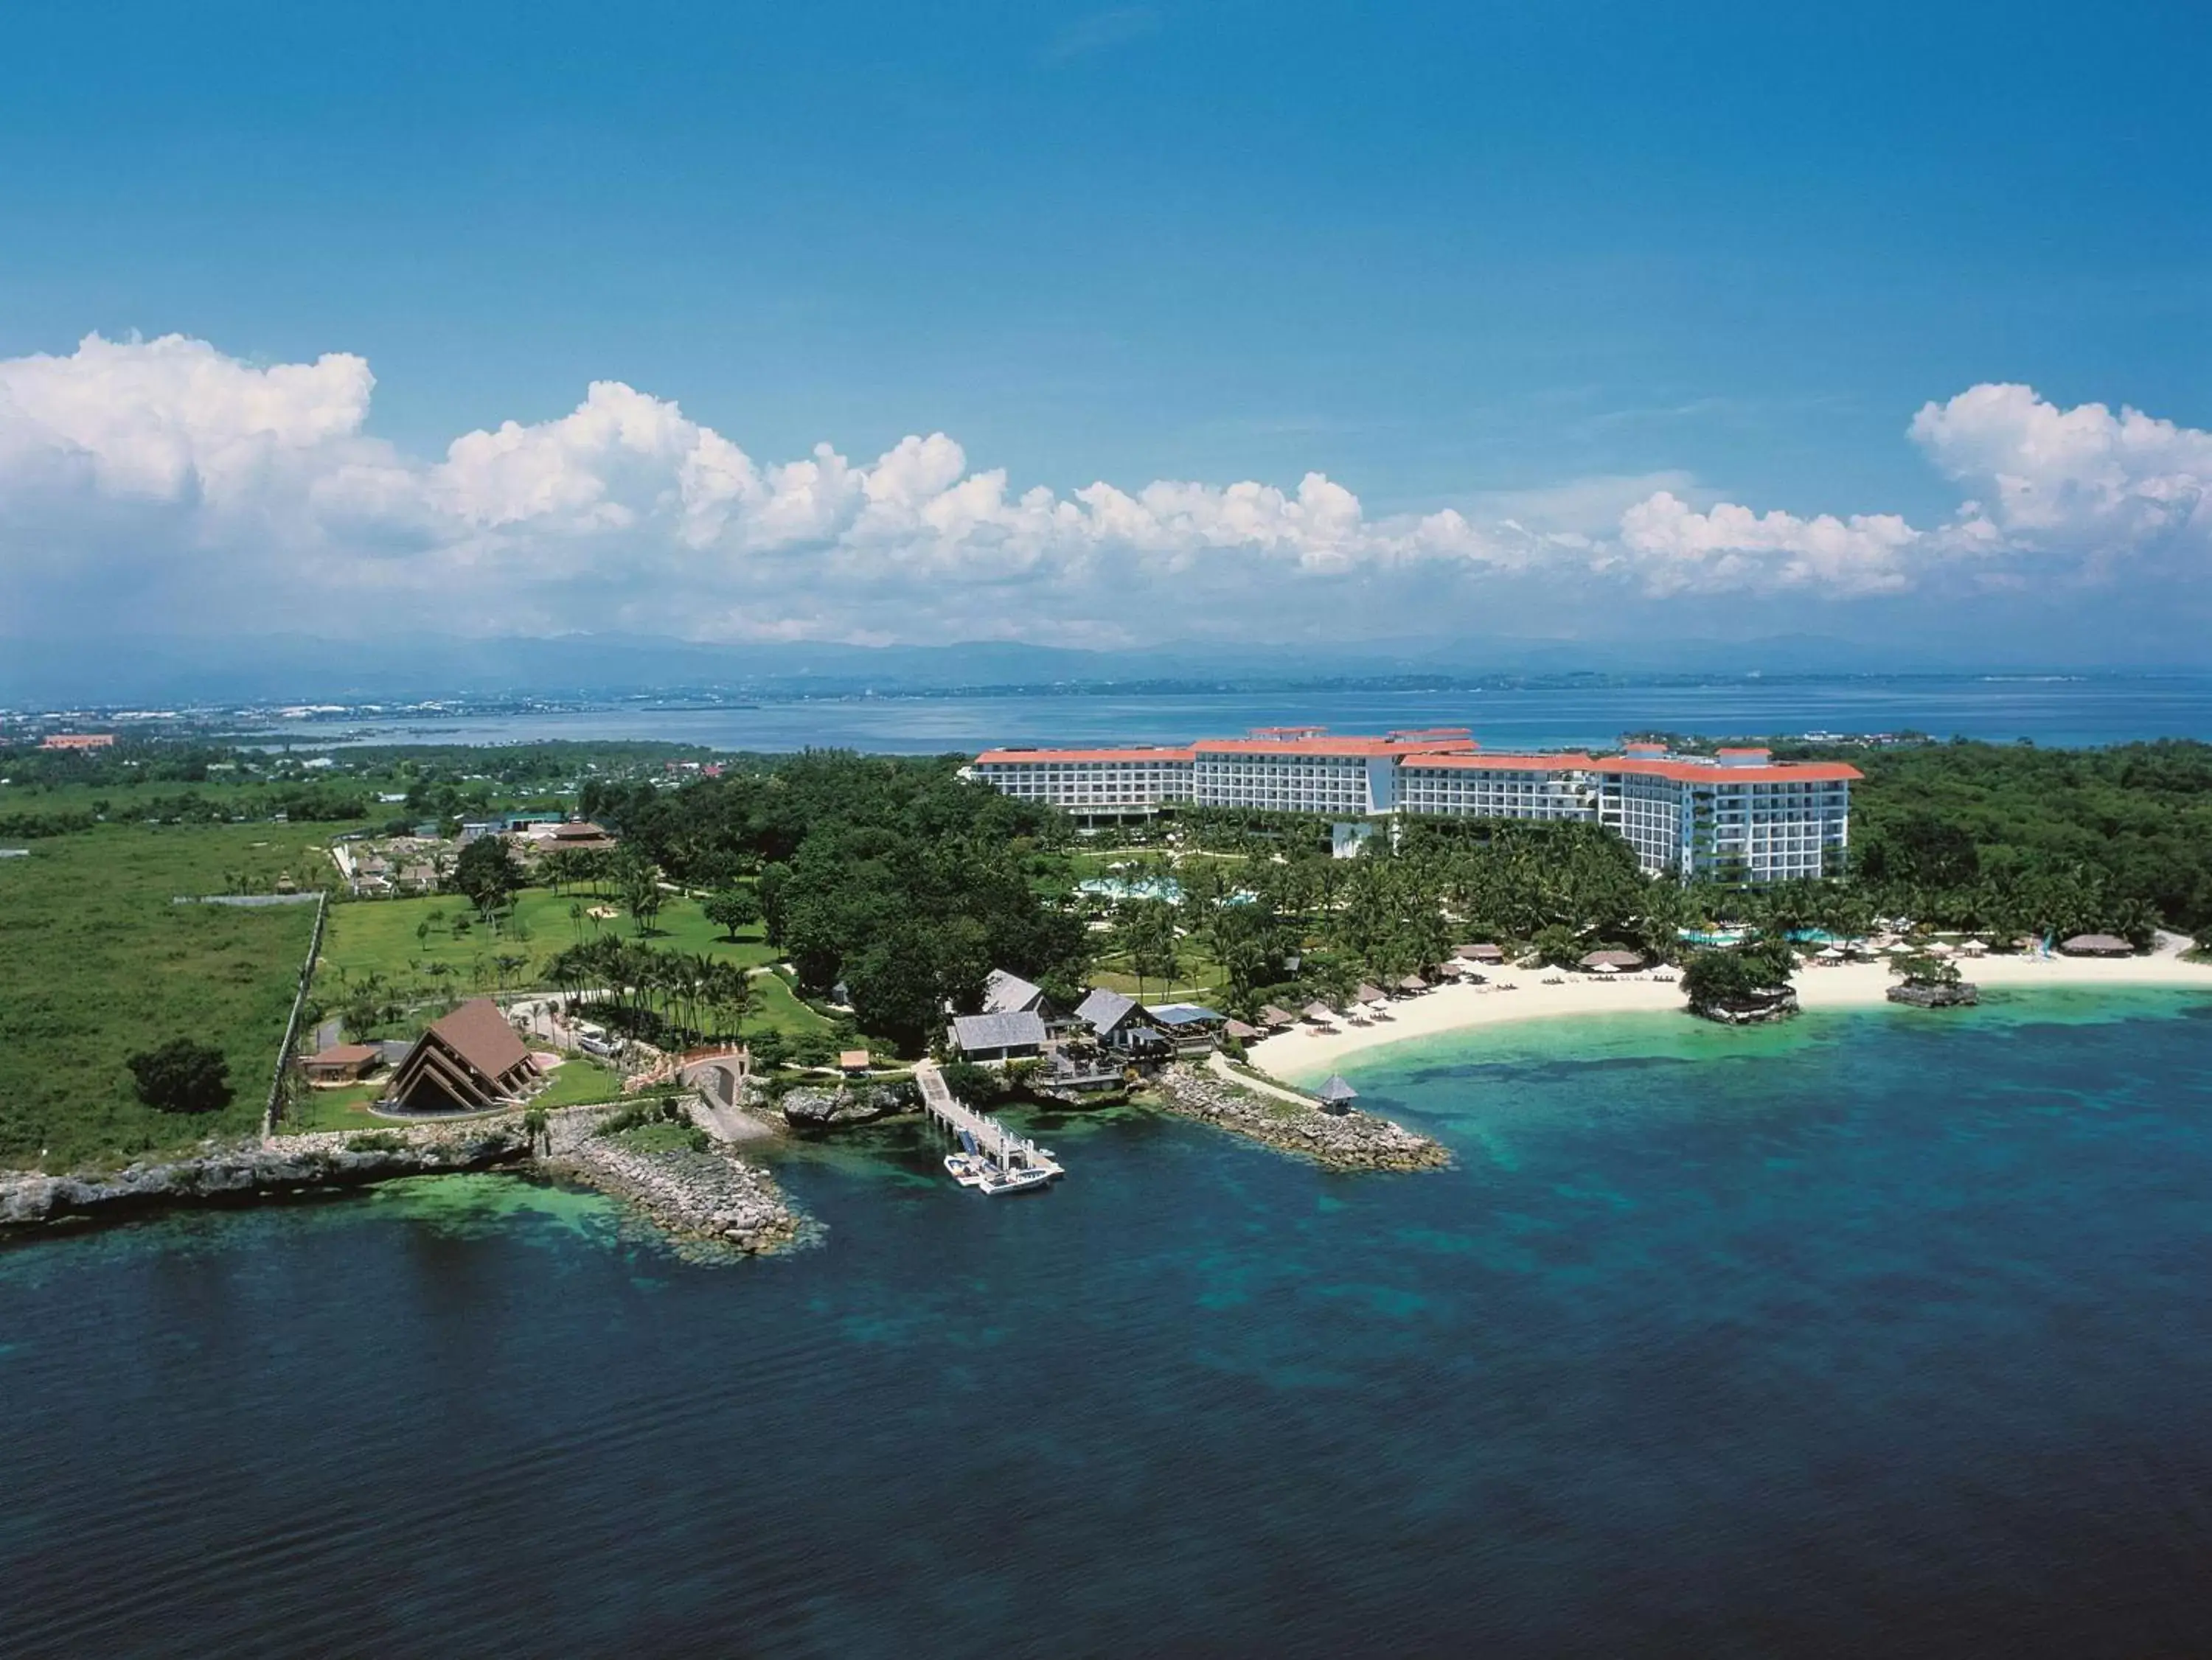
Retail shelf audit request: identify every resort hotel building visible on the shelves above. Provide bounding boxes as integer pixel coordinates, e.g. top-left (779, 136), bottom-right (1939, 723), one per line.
top-left (965, 729), bottom-right (1860, 883)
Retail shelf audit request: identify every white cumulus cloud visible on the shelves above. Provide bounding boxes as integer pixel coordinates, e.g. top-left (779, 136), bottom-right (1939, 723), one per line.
top-left (0, 332), bottom-right (2205, 645)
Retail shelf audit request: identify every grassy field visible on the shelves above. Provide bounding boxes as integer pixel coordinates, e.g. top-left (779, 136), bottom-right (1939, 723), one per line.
top-left (320, 886), bottom-right (779, 996)
top-left (319, 885), bottom-right (838, 1047)
top-left (0, 823), bottom-right (330, 1168)
top-left (281, 1056), bottom-right (625, 1134)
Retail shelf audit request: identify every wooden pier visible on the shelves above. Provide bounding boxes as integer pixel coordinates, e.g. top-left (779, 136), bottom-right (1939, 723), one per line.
top-left (914, 1061), bottom-right (1064, 1181)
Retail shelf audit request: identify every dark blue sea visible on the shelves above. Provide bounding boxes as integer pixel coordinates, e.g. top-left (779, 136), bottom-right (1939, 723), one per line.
top-left (265, 674), bottom-right (2212, 753)
top-left (7, 990), bottom-right (2212, 1657)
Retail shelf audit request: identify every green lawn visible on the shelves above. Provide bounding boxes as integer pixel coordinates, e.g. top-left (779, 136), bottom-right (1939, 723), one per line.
top-left (319, 885), bottom-right (779, 1000)
top-left (745, 969), bottom-right (838, 1039)
top-left (609, 1120), bottom-right (698, 1154)
top-left (1089, 934), bottom-right (1235, 1005)
top-left (0, 823), bottom-right (330, 1168)
top-left (281, 1053), bottom-right (625, 1134)
top-left (532, 1057), bottom-right (626, 1107)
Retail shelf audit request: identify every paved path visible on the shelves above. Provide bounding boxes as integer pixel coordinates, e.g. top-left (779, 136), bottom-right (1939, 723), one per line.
top-left (1206, 1051), bottom-right (1318, 1109)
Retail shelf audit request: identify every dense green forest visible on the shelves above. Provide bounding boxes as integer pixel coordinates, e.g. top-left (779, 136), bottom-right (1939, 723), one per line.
top-left (582, 753), bottom-right (1090, 1050)
top-left (1839, 739), bottom-right (2212, 940)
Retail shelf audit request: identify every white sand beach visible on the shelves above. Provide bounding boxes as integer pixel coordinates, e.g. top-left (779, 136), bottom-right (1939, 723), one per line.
top-left (1249, 935), bottom-right (2212, 1078)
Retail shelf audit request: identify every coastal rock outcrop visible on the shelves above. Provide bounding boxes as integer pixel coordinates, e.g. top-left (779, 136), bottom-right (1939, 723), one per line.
top-left (1692, 988), bottom-right (1801, 1025)
top-left (1, 1127), bottom-right (529, 1229)
top-left (1887, 980), bottom-right (1980, 1008)
top-left (1149, 1066), bottom-right (1449, 1172)
top-left (780, 1081), bottom-right (914, 1129)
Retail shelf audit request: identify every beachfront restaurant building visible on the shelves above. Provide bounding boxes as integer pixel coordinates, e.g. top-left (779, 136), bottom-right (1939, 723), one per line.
top-left (948, 1011), bottom-right (1048, 1064)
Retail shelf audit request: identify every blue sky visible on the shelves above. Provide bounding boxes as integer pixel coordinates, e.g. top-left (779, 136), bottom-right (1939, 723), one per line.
top-left (1, 1), bottom-right (2208, 659)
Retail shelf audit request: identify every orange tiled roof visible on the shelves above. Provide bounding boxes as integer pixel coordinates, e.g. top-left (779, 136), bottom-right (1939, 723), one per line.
top-left (973, 747), bottom-right (1197, 765)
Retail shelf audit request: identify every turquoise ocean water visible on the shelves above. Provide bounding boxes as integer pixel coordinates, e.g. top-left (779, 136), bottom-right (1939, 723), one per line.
top-left (270, 674), bottom-right (2212, 753)
top-left (6, 989), bottom-right (2212, 1656)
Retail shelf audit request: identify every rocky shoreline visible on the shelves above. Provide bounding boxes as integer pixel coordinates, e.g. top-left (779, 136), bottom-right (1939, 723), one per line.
top-left (1148, 1065), bottom-right (1450, 1172)
top-left (0, 1123), bottom-right (532, 1230)
top-left (3, 1104), bottom-right (805, 1255)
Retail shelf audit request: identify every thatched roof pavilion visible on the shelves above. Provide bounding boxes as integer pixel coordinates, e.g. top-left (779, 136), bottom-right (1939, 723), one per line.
top-left (2060, 933), bottom-right (2133, 957)
top-left (1580, 949), bottom-right (1644, 970)
top-left (1314, 1075), bottom-right (1359, 1114)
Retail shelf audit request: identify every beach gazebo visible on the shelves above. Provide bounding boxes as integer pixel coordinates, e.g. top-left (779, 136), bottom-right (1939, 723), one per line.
top-left (1314, 1075), bottom-right (1360, 1115)
top-left (1396, 974), bottom-right (1429, 994)
top-left (1356, 983), bottom-right (1389, 1005)
top-left (1223, 1018), bottom-right (1260, 1042)
top-left (1455, 943), bottom-right (1505, 964)
top-left (1257, 1003), bottom-right (1297, 1030)
top-left (1301, 1001), bottom-right (1338, 1026)
top-left (2060, 933), bottom-right (2133, 958)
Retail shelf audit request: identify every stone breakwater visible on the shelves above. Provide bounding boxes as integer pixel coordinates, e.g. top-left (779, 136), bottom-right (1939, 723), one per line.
top-left (541, 1103), bottom-right (799, 1252)
top-left (1149, 1067), bottom-right (1450, 1172)
top-left (546, 1134), bottom-right (801, 1255)
top-left (1, 1126), bottom-right (530, 1229)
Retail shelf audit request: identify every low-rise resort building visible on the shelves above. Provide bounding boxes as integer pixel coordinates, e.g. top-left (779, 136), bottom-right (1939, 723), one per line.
top-left (965, 728), bottom-right (1860, 883)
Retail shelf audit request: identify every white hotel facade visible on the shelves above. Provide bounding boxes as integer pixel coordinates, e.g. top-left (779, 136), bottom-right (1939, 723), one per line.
top-left (966, 729), bottom-right (1860, 884)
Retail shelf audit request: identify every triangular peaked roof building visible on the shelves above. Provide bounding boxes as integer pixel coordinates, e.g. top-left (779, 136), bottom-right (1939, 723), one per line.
top-left (389, 999), bottom-right (543, 1114)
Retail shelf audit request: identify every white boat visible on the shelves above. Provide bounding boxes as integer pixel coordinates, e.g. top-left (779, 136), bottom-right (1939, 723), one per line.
top-left (943, 1151), bottom-right (990, 1188)
top-left (975, 1163), bottom-right (1052, 1196)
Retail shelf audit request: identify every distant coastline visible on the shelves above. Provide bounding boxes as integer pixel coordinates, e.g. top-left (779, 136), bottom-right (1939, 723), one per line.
top-left (1254, 939), bottom-right (2212, 1081)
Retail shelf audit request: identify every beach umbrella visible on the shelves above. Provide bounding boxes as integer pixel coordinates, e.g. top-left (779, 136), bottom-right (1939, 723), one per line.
top-left (1589, 961), bottom-right (1619, 974)
top-left (1819, 946), bottom-right (1846, 959)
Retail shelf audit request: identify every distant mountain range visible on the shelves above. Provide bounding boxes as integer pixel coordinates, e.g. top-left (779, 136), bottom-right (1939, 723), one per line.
top-left (0, 631), bottom-right (2194, 708)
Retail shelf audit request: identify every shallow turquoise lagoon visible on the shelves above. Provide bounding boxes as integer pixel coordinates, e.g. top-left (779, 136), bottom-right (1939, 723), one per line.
top-left (6, 990), bottom-right (2212, 1656)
